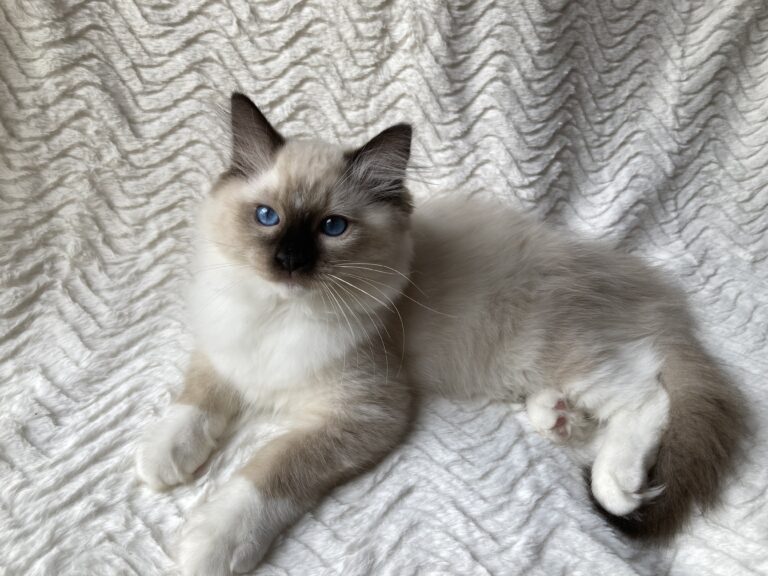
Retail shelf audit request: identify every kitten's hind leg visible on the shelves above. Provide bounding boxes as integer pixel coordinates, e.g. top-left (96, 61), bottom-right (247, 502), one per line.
top-left (136, 351), bottom-right (239, 490)
top-left (590, 385), bottom-right (669, 516)
top-left (526, 388), bottom-right (584, 442)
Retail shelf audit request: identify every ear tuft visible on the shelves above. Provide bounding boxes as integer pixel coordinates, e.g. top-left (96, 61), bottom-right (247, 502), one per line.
top-left (346, 123), bottom-right (412, 207)
top-left (230, 92), bottom-right (284, 176)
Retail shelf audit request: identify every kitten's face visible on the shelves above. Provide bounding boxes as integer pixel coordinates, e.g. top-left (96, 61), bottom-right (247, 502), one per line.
top-left (199, 94), bottom-right (413, 300)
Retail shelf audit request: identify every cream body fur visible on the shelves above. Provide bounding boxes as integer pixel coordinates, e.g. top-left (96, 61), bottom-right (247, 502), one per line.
top-left (403, 195), bottom-right (674, 516)
top-left (136, 94), bottom-right (742, 576)
top-left (402, 193), bottom-right (741, 534)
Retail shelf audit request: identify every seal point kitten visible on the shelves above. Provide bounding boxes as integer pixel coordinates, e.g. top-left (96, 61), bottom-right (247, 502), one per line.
top-left (136, 93), bottom-right (743, 575)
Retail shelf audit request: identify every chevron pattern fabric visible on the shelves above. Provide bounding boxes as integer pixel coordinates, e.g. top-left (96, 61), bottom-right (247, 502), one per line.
top-left (1, 1), bottom-right (767, 574)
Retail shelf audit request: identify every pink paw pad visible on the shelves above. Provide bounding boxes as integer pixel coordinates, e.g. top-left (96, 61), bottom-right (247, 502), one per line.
top-left (526, 390), bottom-right (578, 443)
top-left (552, 400), bottom-right (570, 438)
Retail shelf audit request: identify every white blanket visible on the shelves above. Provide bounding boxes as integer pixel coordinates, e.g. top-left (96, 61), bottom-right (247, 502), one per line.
top-left (2, 1), bottom-right (767, 574)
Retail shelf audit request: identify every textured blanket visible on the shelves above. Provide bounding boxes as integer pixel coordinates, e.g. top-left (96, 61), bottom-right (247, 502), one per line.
top-left (2, 1), bottom-right (767, 574)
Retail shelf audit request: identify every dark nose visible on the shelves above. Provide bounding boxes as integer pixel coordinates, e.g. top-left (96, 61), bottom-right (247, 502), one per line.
top-left (275, 247), bottom-right (311, 273)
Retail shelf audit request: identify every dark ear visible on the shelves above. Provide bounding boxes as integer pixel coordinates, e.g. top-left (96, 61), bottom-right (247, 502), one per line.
top-left (346, 123), bottom-right (412, 206)
top-left (230, 92), bottom-right (284, 176)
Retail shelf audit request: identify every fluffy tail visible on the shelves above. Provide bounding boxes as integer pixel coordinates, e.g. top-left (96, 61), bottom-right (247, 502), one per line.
top-left (593, 340), bottom-right (745, 542)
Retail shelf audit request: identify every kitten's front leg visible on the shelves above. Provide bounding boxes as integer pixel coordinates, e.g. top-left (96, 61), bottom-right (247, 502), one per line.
top-left (136, 351), bottom-right (239, 490)
top-left (178, 400), bottom-right (409, 576)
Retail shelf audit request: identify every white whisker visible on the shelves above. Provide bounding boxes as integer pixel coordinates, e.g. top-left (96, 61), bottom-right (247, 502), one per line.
top-left (324, 280), bottom-right (360, 371)
top-left (336, 261), bottom-right (428, 297)
top-left (327, 276), bottom-right (390, 384)
top-left (340, 271), bottom-right (456, 318)
top-left (327, 273), bottom-right (406, 376)
top-left (319, 281), bottom-right (349, 385)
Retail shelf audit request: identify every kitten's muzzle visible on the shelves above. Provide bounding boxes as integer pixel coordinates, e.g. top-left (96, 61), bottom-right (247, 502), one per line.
top-left (275, 248), bottom-right (313, 273)
top-left (274, 239), bottom-right (316, 275)
top-left (273, 222), bottom-right (317, 275)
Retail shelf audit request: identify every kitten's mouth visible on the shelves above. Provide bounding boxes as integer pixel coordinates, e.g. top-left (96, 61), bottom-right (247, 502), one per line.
top-left (268, 271), bottom-right (316, 296)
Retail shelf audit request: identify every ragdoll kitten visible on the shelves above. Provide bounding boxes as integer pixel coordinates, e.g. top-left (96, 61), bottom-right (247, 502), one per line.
top-left (136, 93), bottom-right (742, 575)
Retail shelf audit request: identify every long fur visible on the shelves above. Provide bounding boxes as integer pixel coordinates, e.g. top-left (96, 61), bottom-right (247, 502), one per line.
top-left (136, 94), bottom-right (744, 576)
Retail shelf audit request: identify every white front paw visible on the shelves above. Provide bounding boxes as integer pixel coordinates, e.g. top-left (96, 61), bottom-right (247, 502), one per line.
top-left (136, 404), bottom-right (224, 490)
top-left (178, 477), bottom-right (299, 576)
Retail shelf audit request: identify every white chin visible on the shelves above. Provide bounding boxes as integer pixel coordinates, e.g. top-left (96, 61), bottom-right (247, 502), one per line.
top-left (270, 278), bottom-right (311, 298)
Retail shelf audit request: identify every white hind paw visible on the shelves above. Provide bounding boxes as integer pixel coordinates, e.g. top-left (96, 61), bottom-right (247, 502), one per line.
top-left (526, 389), bottom-right (578, 442)
top-left (591, 457), bottom-right (659, 516)
top-left (592, 469), bottom-right (641, 516)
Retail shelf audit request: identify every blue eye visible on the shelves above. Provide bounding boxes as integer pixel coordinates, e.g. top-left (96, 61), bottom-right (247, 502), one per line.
top-left (255, 205), bottom-right (279, 226)
top-left (321, 216), bottom-right (348, 237)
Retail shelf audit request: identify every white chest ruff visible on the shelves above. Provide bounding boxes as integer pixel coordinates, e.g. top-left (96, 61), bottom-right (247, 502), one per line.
top-left (190, 272), bottom-right (353, 409)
